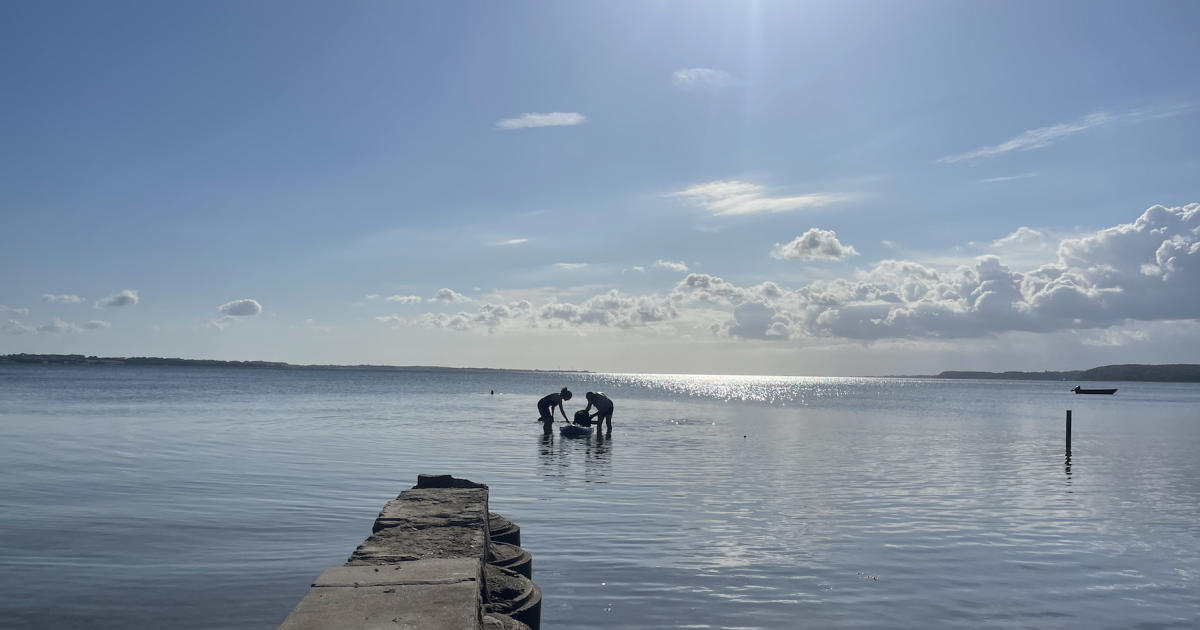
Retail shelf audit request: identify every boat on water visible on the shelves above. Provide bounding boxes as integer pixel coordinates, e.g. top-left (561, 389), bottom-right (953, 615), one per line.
top-left (1073, 386), bottom-right (1117, 395)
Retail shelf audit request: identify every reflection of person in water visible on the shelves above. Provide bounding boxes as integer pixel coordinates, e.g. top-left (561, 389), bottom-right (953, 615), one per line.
top-left (536, 388), bottom-right (573, 434)
top-left (584, 391), bottom-right (614, 433)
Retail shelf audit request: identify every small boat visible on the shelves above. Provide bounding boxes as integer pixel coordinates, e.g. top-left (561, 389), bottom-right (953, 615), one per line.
top-left (559, 424), bottom-right (593, 437)
top-left (1073, 386), bottom-right (1117, 395)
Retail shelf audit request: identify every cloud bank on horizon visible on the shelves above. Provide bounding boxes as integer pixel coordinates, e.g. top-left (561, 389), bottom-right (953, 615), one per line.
top-left (397, 204), bottom-right (1200, 342)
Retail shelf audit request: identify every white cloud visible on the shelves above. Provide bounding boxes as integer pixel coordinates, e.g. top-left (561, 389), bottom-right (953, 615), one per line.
top-left (979, 173), bottom-right (1038, 183)
top-left (42, 294), bottom-right (83, 303)
top-left (673, 181), bottom-right (850, 216)
top-left (95, 289), bottom-right (138, 308)
top-left (417, 300), bottom-right (537, 333)
top-left (0, 305), bottom-right (29, 315)
top-left (772, 228), bottom-right (860, 262)
top-left (3, 319), bottom-right (36, 335)
top-left (432, 288), bottom-right (472, 303)
top-left (677, 203), bottom-right (1200, 341)
top-left (385, 295), bottom-right (423, 304)
top-left (632, 266), bottom-right (645, 273)
top-left (37, 317), bottom-right (82, 334)
top-left (671, 68), bottom-right (732, 91)
top-left (416, 203), bottom-right (1200, 344)
top-left (655, 260), bottom-right (690, 272)
top-left (218, 299), bottom-right (262, 317)
top-left (936, 106), bottom-right (1190, 164)
top-left (495, 112), bottom-right (586, 130)
top-left (208, 316), bottom-right (237, 331)
top-left (85, 320), bottom-right (111, 330)
top-left (554, 263), bottom-right (588, 270)
top-left (365, 294), bottom-right (379, 300)
top-left (490, 238), bottom-right (529, 246)
top-left (992, 227), bottom-right (1045, 248)
top-left (375, 314), bottom-right (407, 328)
top-left (416, 292), bottom-right (677, 334)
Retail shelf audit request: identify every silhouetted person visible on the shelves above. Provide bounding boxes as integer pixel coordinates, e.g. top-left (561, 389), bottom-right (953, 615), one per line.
top-left (584, 391), bottom-right (614, 433)
top-left (537, 387), bottom-right (573, 434)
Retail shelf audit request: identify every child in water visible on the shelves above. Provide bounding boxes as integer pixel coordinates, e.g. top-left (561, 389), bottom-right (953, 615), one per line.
top-left (536, 387), bottom-right (573, 434)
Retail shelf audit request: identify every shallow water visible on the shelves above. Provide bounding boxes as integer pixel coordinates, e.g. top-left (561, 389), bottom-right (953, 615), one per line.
top-left (1, 365), bottom-right (1198, 629)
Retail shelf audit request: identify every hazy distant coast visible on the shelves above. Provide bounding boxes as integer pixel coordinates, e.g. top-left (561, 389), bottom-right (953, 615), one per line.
top-left (921, 364), bottom-right (1200, 383)
top-left (0, 354), bottom-right (590, 373)
top-left (4, 354), bottom-right (1199, 383)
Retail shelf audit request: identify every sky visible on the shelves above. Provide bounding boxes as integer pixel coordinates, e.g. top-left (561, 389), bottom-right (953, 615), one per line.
top-left (2, 0), bottom-right (1199, 375)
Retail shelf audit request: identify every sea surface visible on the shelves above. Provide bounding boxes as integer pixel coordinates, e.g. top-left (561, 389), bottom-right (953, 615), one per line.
top-left (1, 365), bottom-right (1198, 630)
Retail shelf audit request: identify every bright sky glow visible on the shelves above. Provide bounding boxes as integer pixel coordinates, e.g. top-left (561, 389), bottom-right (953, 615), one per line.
top-left (2, 1), bottom-right (1199, 375)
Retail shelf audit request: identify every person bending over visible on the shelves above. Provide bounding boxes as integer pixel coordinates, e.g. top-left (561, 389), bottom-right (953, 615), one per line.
top-left (536, 387), bottom-right (573, 434)
top-left (584, 391), bottom-right (614, 433)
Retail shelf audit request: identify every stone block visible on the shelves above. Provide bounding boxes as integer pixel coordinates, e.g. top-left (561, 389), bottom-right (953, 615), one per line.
top-left (278, 562), bottom-right (481, 630)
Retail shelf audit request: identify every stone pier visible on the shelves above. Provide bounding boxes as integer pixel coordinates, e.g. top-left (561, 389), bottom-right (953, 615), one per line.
top-left (278, 475), bottom-right (540, 630)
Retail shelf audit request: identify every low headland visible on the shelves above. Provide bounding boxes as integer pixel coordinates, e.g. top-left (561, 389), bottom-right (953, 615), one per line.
top-left (922, 364), bottom-right (1200, 383)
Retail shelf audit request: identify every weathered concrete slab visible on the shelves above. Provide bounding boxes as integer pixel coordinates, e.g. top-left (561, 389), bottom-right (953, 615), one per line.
top-left (279, 563), bottom-right (481, 630)
top-left (348, 526), bottom-right (486, 566)
top-left (372, 489), bottom-right (490, 533)
top-left (349, 487), bottom-right (491, 567)
top-left (316, 560), bottom-right (480, 587)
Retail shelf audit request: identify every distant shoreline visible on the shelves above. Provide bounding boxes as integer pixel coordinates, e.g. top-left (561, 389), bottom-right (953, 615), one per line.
top-left (3, 354), bottom-right (1199, 383)
top-left (894, 364), bottom-right (1200, 383)
top-left (0, 354), bottom-right (590, 374)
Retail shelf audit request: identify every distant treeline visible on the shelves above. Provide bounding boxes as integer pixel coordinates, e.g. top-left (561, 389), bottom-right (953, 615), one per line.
top-left (0, 354), bottom-right (588, 373)
top-left (935, 364), bottom-right (1200, 383)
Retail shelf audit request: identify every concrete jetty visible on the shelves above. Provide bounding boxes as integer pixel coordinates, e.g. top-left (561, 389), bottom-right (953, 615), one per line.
top-left (279, 475), bottom-right (540, 630)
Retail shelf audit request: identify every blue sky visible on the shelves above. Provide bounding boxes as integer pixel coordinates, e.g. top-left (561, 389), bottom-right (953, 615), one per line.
top-left (2, 1), bottom-right (1199, 375)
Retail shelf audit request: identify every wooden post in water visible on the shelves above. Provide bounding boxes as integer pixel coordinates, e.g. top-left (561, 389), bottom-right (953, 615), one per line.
top-left (1066, 410), bottom-right (1072, 453)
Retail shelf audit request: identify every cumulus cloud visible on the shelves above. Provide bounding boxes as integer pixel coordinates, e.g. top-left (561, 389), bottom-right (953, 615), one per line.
top-left (655, 260), bottom-right (690, 272)
top-left (218, 299), bottom-right (262, 317)
top-left (554, 263), bottom-right (588, 270)
top-left (37, 317), bottom-right (82, 334)
top-left (672, 68), bottom-right (733, 90)
top-left (376, 314), bottom-right (407, 328)
top-left (992, 227), bottom-right (1045, 248)
top-left (0, 305), bottom-right (29, 315)
top-left (432, 288), bottom-right (472, 303)
top-left (85, 320), bottom-right (111, 330)
top-left (772, 228), bottom-right (859, 261)
top-left (673, 181), bottom-right (849, 216)
top-left (675, 203), bottom-right (1200, 341)
top-left (936, 106), bottom-right (1189, 164)
top-left (3, 319), bottom-right (36, 335)
top-left (96, 289), bottom-right (138, 308)
top-left (632, 266), bottom-right (645, 273)
top-left (42, 294), bottom-right (83, 303)
top-left (386, 295), bottom-right (423, 304)
top-left (495, 112), bottom-right (586, 130)
top-left (401, 203), bottom-right (1200, 344)
top-left (416, 292), bottom-right (677, 334)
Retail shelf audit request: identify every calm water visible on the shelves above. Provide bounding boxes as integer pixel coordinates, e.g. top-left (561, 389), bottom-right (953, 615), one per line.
top-left (1, 366), bottom-right (1198, 629)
